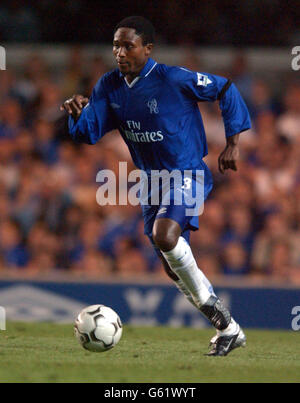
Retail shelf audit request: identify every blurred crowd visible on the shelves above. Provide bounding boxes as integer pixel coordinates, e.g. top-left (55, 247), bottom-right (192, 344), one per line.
top-left (0, 47), bottom-right (300, 285)
top-left (0, 0), bottom-right (300, 46)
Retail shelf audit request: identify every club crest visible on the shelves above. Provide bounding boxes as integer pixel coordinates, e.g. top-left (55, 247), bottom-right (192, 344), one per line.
top-left (147, 98), bottom-right (159, 114)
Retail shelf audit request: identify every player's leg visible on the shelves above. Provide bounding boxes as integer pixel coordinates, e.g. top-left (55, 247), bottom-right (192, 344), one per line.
top-left (156, 242), bottom-right (246, 355)
top-left (152, 217), bottom-right (246, 356)
top-left (152, 217), bottom-right (215, 308)
top-left (148, 230), bottom-right (200, 308)
top-left (158, 251), bottom-right (198, 308)
top-left (156, 246), bottom-right (235, 349)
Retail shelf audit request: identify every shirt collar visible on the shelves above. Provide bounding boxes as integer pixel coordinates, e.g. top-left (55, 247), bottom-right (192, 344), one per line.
top-left (118, 58), bottom-right (157, 78)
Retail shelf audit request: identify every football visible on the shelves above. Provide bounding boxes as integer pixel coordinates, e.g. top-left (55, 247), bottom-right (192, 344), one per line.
top-left (74, 305), bottom-right (123, 352)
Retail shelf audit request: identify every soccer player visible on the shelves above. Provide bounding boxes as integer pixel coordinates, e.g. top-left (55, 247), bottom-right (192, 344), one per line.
top-left (61, 16), bottom-right (251, 356)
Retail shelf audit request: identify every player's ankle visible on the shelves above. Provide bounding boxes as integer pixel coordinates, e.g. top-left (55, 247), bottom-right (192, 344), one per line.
top-left (200, 295), bottom-right (231, 330)
top-left (219, 318), bottom-right (239, 337)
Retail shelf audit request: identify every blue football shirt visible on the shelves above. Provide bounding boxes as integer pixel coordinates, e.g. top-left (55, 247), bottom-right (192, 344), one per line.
top-left (69, 57), bottom-right (251, 174)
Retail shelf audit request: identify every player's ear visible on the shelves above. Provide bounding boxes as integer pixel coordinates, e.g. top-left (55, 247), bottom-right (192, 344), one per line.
top-left (145, 43), bottom-right (153, 56)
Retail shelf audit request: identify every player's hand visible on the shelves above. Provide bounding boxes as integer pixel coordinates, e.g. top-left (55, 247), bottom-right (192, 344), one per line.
top-left (218, 144), bottom-right (239, 174)
top-left (60, 95), bottom-right (89, 120)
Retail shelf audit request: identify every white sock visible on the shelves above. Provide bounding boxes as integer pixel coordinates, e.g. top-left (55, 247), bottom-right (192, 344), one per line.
top-left (175, 279), bottom-right (197, 308)
top-left (219, 318), bottom-right (239, 336)
top-left (175, 273), bottom-right (216, 308)
top-left (162, 237), bottom-right (211, 308)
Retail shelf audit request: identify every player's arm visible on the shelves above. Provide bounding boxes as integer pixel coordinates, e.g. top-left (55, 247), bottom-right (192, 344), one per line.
top-left (216, 79), bottom-right (251, 174)
top-left (60, 78), bottom-right (116, 145)
top-left (171, 67), bottom-right (251, 173)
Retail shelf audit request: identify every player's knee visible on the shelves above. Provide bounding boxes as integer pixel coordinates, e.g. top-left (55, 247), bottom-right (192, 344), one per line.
top-left (152, 228), bottom-right (178, 252)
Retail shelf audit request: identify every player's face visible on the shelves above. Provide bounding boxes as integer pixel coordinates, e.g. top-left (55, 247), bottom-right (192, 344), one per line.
top-left (113, 28), bottom-right (153, 79)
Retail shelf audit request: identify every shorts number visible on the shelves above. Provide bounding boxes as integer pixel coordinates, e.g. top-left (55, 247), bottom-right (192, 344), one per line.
top-left (182, 177), bottom-right (192, 190)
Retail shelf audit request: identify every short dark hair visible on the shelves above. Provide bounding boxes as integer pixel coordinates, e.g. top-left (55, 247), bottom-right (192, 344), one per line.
top-left (114, 16), bottom-right (155, 45)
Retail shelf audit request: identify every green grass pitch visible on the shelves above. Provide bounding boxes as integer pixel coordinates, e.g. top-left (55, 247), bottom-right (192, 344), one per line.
top-left (0, 322), bottom-right (299, 383)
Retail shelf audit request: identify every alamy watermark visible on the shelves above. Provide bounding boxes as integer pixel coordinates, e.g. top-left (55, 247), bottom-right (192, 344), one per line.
top-left (291, 46), bottom-right (300, 71)
top-left (0, 306), bottom-right (6, 330)
top-left (291, 306), bottom-right (300, 331)
top-left (0, 46), bottom-right (6, 70)
top-left (95, 162), bottom-right (205, 216)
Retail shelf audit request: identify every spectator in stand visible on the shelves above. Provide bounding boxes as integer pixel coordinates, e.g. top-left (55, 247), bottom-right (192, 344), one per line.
top-left (71, 249), bottom-right (113, 278)
top-left (230, 53), bottom-right (253, 106)
top-left (221, 241), bottom-right (250, 276)
top-left (0, 220), bottom-right (29, 268)
top-left (251, 213), bottom-right (300, 276)
top-left (248, 79), bottom-right (280, 120)
top-left (33, 81), bottom-right (64, 123)
top-left (33, 119), bottom-right (59, 165)
top-left (80, 56), bottom-right (109, 96)
top-left (62, 46), bottom-right (85, 98)
top-left (277, 83), bottom-right (300, 142)
top-left (115, 237), bottom-right (148, 278)
top-left (221, 207), bottom-right (255, 262)
top-left (0, 98), bottom-right (24, 139)
top-left (0, 71), bottom-right (17, 103)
